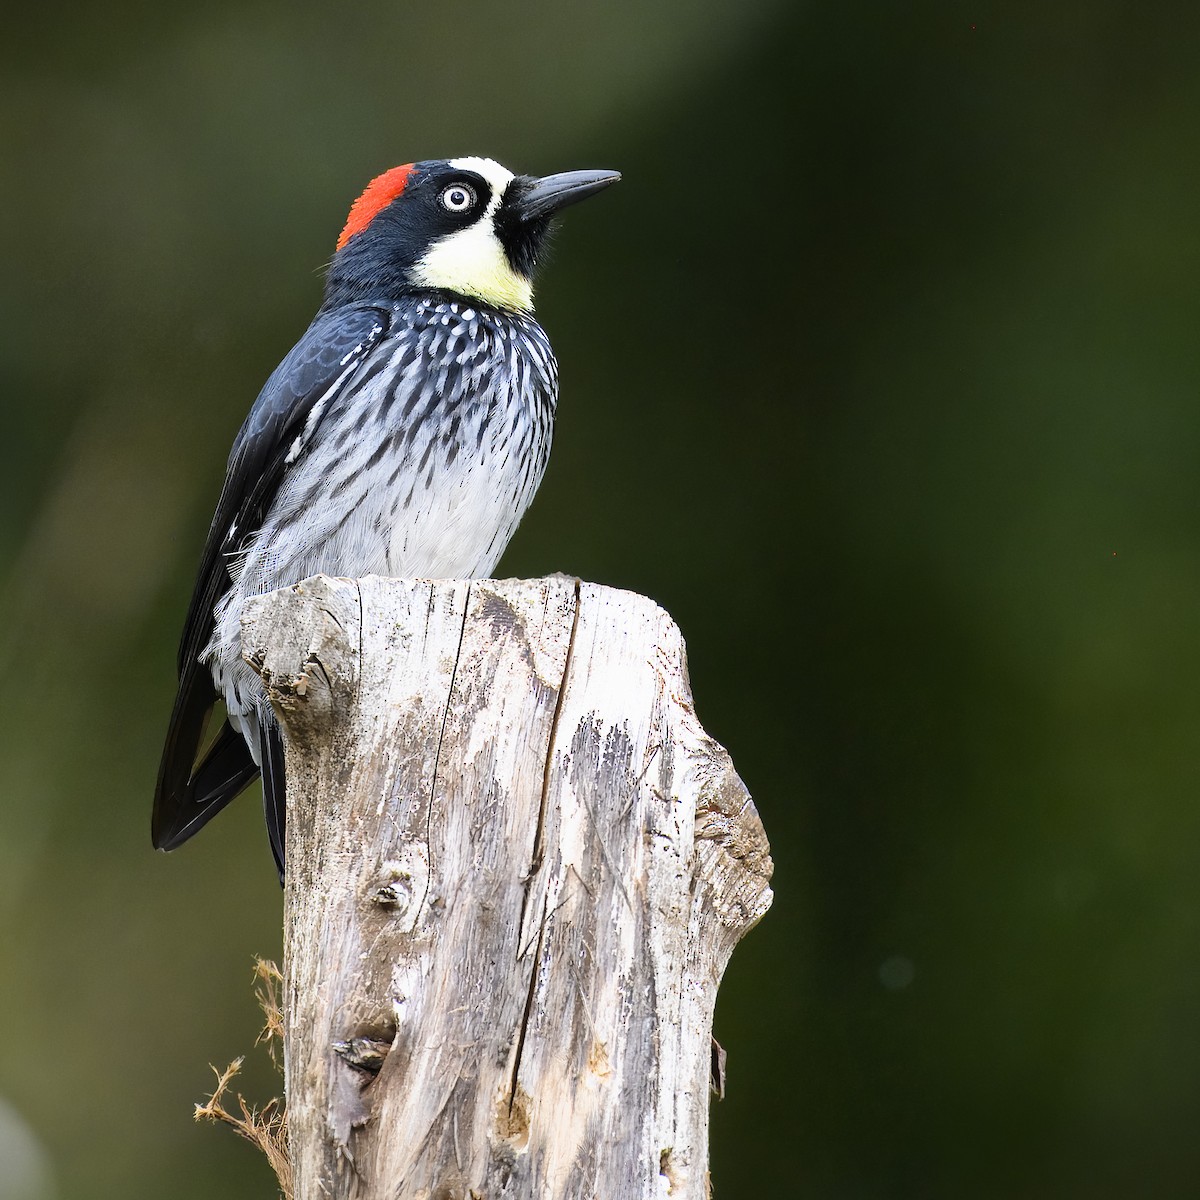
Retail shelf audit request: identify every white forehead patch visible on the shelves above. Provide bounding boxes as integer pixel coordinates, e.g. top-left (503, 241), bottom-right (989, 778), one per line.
top-left (413, 156), bottom-right (533, 311)
top-left (447, 156), bottom-right (516, 210)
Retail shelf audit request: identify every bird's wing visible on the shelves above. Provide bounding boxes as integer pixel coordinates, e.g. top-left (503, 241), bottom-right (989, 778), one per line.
top-left (178, 304), bottom-right (393, 675)
top-left (153, 303), bottom-right (392, 854)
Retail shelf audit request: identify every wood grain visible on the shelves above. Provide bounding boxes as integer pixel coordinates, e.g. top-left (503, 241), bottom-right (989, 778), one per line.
top-left (241, 574), bottom-right (773, 1200)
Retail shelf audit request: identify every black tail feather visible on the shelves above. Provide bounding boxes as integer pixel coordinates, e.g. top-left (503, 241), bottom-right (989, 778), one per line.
top-left (153, 663), bottom-right (260, 852)
top-left (192, 719), bottom-right (261, 807)
top-left (259, 719), bottom-right (287, 884)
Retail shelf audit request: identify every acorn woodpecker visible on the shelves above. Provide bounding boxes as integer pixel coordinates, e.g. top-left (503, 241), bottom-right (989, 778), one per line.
top-left (153, 156), bottom-right (620, 876)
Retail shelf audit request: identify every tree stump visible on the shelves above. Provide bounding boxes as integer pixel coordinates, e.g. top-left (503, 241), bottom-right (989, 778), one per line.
top-left (240, 574), bottom-right (773, 1200)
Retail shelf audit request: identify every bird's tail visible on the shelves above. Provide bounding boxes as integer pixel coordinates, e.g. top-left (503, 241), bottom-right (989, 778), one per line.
top-left (258, 719), bottom-right (287, 883)
top-left (152, 664), bottom-right (260, 852)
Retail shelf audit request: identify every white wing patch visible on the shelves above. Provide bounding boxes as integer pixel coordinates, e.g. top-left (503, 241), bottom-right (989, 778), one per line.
top-left (284, 362), bottom-right (358, 465)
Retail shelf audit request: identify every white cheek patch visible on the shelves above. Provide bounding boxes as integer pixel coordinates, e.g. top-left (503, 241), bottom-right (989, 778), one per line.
top-left (412, 223), bottom-right (533, 312)
top-left (412, 156), bottom-right (534, 312)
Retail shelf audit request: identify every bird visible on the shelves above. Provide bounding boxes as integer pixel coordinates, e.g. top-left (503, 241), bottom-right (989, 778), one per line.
top-left (153, 156), bottom-right (620, 878)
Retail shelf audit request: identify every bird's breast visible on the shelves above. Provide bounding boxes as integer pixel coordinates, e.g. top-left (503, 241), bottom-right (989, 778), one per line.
top-left (259, 298), bottom-right (557, 585)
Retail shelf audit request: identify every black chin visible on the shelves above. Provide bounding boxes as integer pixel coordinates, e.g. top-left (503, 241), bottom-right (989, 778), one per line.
top-left (495, 170), bottom-right (620, 279)
top-left (495, 200), bottom-right (550, 279)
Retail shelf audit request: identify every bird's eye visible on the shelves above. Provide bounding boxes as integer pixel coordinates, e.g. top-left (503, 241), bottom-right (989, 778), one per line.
top-left (440, 184), bottom-right (476, 213)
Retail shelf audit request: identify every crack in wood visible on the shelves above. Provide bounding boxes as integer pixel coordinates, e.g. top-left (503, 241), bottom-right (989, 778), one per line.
top-left (418, 585), bottom-right (472, 920)
top-left (517, 578), bottom-right (581, 946)
top-left (352, 579), bottom-right (364, 711)
top-left (304, 653), bottom-right (333, 693)
top-left (506, 908), bottom-right (548, 1118)
top-left (320, 603), bottom-right (347, 635)
top-left (505, 578), bottom-right (579, 1115)
top-left (515, 887), bottom-right (573, 962)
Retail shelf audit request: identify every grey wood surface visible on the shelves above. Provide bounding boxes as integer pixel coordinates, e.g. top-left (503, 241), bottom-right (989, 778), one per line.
top-left (241, 574), bottom-right (773, 1200)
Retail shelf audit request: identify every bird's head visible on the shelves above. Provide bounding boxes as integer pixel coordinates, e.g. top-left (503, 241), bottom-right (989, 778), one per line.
top-left (323, 156), bottom-right (620, 313)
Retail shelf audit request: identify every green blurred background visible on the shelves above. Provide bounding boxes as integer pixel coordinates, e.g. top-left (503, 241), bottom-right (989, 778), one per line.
top-left (3, 1), bottom-right (1200, 1196)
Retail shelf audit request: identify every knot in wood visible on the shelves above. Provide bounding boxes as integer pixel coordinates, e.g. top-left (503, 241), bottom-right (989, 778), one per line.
top-left (240, 575), bottom-right (361, 741)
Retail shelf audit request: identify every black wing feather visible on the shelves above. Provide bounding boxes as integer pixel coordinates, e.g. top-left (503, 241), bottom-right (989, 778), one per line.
top-left (178, 305), bottom-right (392, 675)
top-left (153, 304), bottom-right (391, 854)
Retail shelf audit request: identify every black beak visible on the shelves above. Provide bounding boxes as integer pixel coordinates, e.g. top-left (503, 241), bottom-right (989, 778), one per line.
top-left (513, 169), bottom-right (621, 222)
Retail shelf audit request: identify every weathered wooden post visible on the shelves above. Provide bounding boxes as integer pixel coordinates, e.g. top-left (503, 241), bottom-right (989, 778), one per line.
top-left (240, 573), bottom-right (772, 1200)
